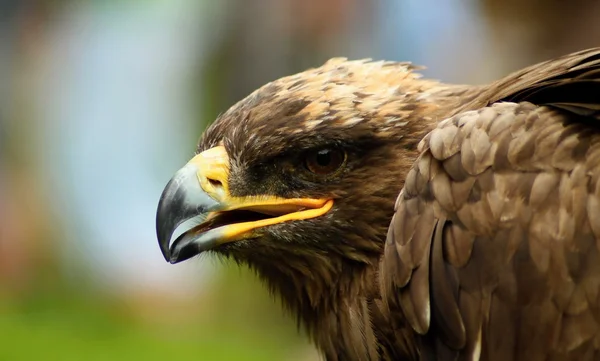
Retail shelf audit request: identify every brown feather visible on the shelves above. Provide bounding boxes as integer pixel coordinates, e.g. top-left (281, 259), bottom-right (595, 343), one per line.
top-left (385, 47), bottom-right (600, 361)
top-left (182, 48), bottom-right (600, 360)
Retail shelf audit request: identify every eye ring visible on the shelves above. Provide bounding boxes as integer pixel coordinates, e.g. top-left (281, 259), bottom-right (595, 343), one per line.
top-left (305, 148), bottom-right (346, 176)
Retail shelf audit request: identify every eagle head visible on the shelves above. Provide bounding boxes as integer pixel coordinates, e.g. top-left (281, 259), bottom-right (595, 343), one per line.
top-left (156, 58), bottom-right (449, 311)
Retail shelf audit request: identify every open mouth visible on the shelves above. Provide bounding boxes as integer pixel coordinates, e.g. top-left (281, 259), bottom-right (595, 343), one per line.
top-left (166, 201), bottom-right (333, 263)
top-left (179, 209), bottom-right (275, 241)
top-left (168, 209), bottom-right (270, 260)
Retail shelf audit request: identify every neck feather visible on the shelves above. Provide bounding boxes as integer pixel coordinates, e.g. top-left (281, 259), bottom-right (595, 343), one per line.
top-left (245, 253), bottom-right (384, 360)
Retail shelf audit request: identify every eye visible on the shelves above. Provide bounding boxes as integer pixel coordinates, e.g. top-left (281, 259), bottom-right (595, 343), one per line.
top-left (305, 148), bottom-right (346, 175)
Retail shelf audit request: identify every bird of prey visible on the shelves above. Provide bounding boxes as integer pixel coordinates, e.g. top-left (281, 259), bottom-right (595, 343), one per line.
top-left (156, 48), bottom-right (600, 361)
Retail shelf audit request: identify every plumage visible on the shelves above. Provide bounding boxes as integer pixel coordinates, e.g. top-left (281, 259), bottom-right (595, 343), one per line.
top-left (156, 48), bottom-right (600, 360)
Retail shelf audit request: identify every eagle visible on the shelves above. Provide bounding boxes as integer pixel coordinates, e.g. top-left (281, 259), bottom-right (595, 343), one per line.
top-left (156, 48), bottom-right (600, 361)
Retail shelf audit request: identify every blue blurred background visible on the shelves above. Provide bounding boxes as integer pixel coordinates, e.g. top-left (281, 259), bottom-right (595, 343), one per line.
top-left (0, 1), bottom-right (598, 360)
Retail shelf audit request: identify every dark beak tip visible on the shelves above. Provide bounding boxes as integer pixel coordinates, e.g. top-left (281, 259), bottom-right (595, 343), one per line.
top-left (156, 181), bottom-right (176, 263)
top-left (156, 224), bottom-right (172, 263)
top-left (167, 236), bottom-right (201, 264)
top-left (160, 249), bottom-right (171, 263)
top-left (155, 162), bottom-right (221, 265)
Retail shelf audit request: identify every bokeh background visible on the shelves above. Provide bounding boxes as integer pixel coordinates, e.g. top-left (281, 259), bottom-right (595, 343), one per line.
top-left (0, 1), bottom-right (598, 360)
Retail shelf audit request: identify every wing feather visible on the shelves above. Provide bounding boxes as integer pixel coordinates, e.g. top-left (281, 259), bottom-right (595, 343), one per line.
top-left (383, 100), bottom-right (600, 360)
top-left (380, 48), bottom-right (600, 360)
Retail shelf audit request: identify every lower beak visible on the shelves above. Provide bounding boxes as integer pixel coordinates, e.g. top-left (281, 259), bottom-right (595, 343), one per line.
top-left (156, 146), bottom-right (333, 264)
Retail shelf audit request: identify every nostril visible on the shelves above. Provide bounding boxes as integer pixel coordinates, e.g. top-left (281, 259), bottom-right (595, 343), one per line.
top-left (208, 178), bottom-right (223, 188)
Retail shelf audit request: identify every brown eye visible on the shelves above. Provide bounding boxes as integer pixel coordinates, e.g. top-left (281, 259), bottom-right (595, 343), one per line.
top-left (305, 148), bottom-right (346, 175)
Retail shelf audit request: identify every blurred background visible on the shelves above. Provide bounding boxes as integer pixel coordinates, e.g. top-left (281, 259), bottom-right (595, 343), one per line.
top-left (0, 1), bottom-right (598, 360)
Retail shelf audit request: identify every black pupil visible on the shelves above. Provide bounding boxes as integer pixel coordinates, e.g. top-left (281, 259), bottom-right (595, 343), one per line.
top-left (316, 149), bottom-right (332, 167)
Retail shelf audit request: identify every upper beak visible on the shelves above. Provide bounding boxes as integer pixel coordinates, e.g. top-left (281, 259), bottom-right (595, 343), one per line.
top-left (156, 146), bottom-right (333, 264)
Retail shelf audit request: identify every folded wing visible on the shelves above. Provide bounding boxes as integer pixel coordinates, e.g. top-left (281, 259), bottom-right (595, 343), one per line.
top-left (382, 48), bottom-right (600, 361)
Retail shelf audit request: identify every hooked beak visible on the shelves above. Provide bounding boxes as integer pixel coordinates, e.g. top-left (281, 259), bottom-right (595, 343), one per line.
top-left (156, 146), bottom-right (333, 264)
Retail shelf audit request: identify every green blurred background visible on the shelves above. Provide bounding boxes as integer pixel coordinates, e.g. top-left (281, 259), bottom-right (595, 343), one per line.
top-left (0, 1), bottom-right (598, 360)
